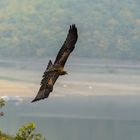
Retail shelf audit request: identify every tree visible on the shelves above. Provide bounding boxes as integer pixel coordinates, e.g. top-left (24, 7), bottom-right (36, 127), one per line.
top-left (0, 98), bottom-right (5, 117)
top-left (0, 122), bottom-right (47, 140)
top-left (15, 122), bottom-right (46, 140)
top-left (0, 129), bottom-right (14, 140)
top-left (0, 98), bottom-right (5, 108)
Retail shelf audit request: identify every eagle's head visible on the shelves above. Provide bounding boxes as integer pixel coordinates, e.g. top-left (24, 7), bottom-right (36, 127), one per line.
top-left (60, 70), bottom-right (68, 75)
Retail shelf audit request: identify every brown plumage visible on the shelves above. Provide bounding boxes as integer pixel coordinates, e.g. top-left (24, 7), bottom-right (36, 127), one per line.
top-left (32, 24), bottom-right (78, 102)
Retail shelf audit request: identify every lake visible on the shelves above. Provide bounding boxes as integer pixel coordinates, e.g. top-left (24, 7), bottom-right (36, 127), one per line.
top-left (0, 59), bottom-right (140, 140)
top-left (1, 95), bottom-right (140, 140)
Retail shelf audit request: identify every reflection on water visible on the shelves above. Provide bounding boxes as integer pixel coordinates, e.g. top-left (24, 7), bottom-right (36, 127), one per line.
top-left (1, 96), bottom-right (140, 140)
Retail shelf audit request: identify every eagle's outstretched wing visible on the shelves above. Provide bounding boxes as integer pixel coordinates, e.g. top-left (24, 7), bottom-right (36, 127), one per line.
top-left (32, 24), bottom-right (78, 102)
top-left (54, 24), bottom-right (78, 66)
top-left (32, 59), bottom-right (58, 102)
top-left (32, 70), bottom-right (59, 102)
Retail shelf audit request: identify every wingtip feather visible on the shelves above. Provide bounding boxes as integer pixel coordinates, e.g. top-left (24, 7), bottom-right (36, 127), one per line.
top-left (31, 97), bottom-right (40, 103)
top-left (69, 24), bottom-right (77, 34)
top-left (31, 89), bottom-right (50, 103)
top-left (70, 24), bottom-right (76, 30)
top-left (31, 97), bottom-right (45, 103)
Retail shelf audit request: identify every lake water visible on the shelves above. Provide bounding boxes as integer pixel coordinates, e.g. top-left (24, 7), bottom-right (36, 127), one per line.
top-left (0, 59), bottom-right (140, 140)
top-left (1, 95), bottom-right (140, 140)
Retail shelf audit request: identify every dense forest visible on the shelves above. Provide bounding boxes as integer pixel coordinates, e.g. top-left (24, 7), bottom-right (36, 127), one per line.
top-left (0, 0), bottom-right (140, 60)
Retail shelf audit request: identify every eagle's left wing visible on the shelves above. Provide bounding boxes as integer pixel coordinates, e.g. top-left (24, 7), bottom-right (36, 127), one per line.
top-left (54, 24), bottom-right (78, 67)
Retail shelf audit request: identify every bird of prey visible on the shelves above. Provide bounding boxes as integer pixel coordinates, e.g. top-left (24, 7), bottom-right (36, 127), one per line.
top-left (32, 24), bottom-right (78, 102)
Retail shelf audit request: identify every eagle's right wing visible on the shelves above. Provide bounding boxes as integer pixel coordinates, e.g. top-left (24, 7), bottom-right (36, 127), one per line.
top-left (54, 24), bottom-right (78, 67)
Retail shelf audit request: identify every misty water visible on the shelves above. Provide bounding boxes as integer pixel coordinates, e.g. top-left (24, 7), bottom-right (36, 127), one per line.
top-left (0, 59), bottom-right (140, 140)
top-left (1, 96), bottom-right (140, 140)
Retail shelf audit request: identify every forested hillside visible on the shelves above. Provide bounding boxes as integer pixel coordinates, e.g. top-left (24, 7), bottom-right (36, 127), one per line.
top-left (0, 0), bottom-right (140, 60)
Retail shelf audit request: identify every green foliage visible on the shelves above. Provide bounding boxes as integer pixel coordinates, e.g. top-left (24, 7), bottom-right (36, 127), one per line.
top-left (0, 98), bottom-right (5, 108)
top-left (0, 98), bottom-right (5, 117)
top-left (0, 122), bottom-right (46, 140)
top-left (0, 129), bottom-right (14, 140)
top-left (15, 122), bottom-right (46, 140)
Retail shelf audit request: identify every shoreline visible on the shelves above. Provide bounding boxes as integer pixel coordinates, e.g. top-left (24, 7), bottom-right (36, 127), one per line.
top-left (0, 60), bottom-right (140, 97)
top-left (0, 78), bottom-right (140, 97)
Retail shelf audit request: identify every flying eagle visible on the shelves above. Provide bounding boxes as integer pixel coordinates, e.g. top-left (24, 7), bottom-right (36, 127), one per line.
top-left (32, 24), bottom-right (78, 102)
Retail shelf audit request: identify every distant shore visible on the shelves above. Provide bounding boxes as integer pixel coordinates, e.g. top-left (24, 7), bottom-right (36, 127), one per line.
top-left (0, 74), bottom-right (140, 97)
top-left (0, 59), bottom-right (140, 97)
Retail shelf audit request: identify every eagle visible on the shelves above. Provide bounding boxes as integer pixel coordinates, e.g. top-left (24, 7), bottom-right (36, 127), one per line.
top-left (32, 24), bottom-right (78, 102)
